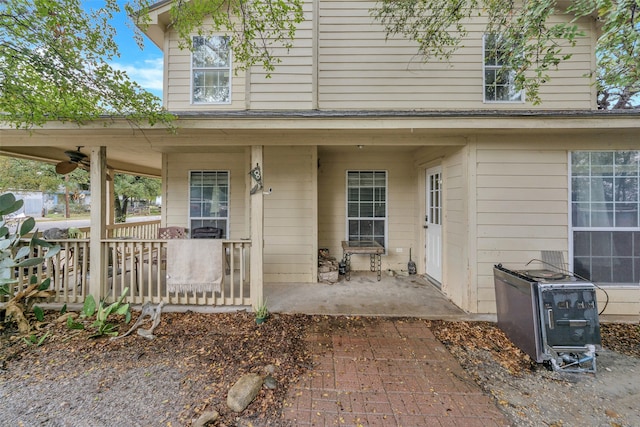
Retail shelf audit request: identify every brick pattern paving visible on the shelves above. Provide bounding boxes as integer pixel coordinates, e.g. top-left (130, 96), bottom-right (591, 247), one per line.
top-left (283, 318), bottom-right (510, 426)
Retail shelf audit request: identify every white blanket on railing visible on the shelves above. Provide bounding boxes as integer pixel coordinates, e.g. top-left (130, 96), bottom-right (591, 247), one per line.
top-left (166, 239), bottom-right (222, 293)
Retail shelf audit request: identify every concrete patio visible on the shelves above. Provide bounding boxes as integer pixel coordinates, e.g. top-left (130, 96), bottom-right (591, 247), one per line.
top-left (266, 271), bottom-right (478, 320)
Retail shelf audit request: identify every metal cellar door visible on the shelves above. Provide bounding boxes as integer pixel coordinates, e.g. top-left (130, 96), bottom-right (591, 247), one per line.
top-left (425, 166), bottom-right (443, 285)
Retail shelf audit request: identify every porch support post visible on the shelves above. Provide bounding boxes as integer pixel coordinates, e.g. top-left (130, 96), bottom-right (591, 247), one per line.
top-left (106, 177), bottom-right (115, 226)
top-left (89, 147), bottom-right (107, 302)
top-left (250, 146), bottom-right (264, 307)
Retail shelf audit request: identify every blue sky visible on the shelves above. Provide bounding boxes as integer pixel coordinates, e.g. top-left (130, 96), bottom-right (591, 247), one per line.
top-left (84, 1), bottom-right (164, 98)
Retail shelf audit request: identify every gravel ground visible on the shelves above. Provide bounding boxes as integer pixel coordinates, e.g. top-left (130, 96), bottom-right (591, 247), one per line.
top-left (1, 312), bottom-right (638, 426)
top-left (430, 320), bottom-right (640, 427)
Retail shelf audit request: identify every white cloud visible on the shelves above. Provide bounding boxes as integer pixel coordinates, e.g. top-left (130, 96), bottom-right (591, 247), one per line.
top-left (111, 57), bottom-right (164, 95)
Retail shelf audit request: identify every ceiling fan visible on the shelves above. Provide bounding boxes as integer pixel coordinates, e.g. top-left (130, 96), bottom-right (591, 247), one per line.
top-left (55, 147), bottom-right (112, 179)
top-left (55, 147), bottom-right (90, 174)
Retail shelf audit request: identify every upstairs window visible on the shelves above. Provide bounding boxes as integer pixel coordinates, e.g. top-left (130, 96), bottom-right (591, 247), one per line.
top-left (192, 36), bottom-right (231, 104)
top-left (347, 171), bottom-right (387, 249)
top-left (483, 34), bottom-right (522, 102)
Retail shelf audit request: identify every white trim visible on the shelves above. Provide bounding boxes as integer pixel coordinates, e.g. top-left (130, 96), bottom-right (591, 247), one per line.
top-left (568, 150), bottom-right (640, 286)
top-left (187, 169), bottom-right (231, 238)
top-left (190, 35), bottom-right (233, 105)
top-left (344, 170), bottom-right (389, 252)
top-left (482, 33), bottom-right (524, 104)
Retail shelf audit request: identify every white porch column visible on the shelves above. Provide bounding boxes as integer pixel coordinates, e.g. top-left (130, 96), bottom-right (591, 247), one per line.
top-left (89, 147), bottom-right (107, 302)
top-left (250, 146), bottom-right (264, 307)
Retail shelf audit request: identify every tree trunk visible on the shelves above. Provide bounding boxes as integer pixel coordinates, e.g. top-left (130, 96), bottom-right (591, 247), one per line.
top-left (114, 195), bottom-right (130, 223)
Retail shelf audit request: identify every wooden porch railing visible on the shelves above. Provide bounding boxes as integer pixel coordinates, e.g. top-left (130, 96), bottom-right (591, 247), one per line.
top-left (6, 237), bottom-right (252, 307)
top-left (103, 239), bottom-right (252, 306)
top-left (106, 220), bottom-right (160, 239)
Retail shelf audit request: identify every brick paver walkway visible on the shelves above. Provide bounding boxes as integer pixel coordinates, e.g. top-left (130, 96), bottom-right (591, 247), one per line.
top-left (283, 317), bottom-right (510, 426)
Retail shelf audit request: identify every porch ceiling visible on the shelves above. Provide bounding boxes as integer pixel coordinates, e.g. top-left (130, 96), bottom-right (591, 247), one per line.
top-left (1, 110), bottom-right (638, 176)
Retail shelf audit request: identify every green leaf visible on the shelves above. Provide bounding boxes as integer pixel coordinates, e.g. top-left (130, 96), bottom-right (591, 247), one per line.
top-left (33, 305), bottom-right (45, 322)
top-left (0, 283), bottom-right (12, 296)
top-left (115, 303), bottom-right (130, 316)
top-left (60, 303), bottom-right (67, 314)
top-left (0, 194), bottom-right (22, 216)
top-left (14, 257), bottom-right (45, 268)
top-left (38, 278), bottom-right (51, 291)
top-left (19, 217), bottom-right (36, 236)
top-left (43, 246), bottom-right (61, 258)
top-left (37, 331), bottom-right (50, 346)
top-left (14, 246), bottom-right (32, 260)
top-left (31, 237), bottom-right (53, 248)
top-left (82, 295), bottom-right (97, 317)
top-left (67, 316), bottom-right (85, 330)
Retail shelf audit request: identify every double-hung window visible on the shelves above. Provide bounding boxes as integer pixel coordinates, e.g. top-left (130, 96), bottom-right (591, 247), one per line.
top-left (571, 151), bottom-right (640, 285)
top-left (483, 34), bottom-right (522, 102)
top-left (189, 171), bottom-right (229, 238)
top-left (192, 36), bottom-right (231, 104)
top-left (347, 171), bottom-right (387, 248)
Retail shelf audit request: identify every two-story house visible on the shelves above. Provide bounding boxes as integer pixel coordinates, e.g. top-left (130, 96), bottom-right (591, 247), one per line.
top-left (2, 0), bottom-right (639, 318)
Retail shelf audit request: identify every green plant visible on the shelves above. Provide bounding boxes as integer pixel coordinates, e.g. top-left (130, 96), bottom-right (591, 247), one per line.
top-left (22, 331), bottom-right (50, 347)
top-left (1, 193), bottom-right (60, 334)
top-left (254, 299), bottom-right (268, 320)
top-left (67, 227), bottom-right (82, 239)
top-left (70, 287), bottom-right (132, 337)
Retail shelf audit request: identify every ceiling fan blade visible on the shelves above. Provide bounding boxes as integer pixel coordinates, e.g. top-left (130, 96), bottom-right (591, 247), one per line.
top-left (55, 161), bottom-right (78, 174)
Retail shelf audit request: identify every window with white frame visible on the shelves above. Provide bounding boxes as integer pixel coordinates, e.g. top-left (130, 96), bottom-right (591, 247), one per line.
top-left (347, 171), bottom-right (387, 248)
top-left (192, 36), bottom-right (231, 104)
top-left (483, 34), bottom-right (522, 102)
top-left (189, 171), bottom-right (229, 237)
top-left (571, 151), bottom-right (640, 285)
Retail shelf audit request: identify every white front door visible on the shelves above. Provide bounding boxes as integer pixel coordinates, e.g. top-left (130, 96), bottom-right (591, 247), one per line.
top-left (425, 166), bottom-right (443, 285)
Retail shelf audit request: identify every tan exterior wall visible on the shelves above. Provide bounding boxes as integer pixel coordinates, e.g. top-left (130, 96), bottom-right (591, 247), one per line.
top-left (442, 147), bottom-right (473, 311)
top-left (263, 146), bottom-right (317, 282)
top-left (248, 1), bottom-right (315, 110)
top-left (317, 1), bottom-right (594, 110)
top-left (164, 150), bottom-right (248, 238)
top-left (318, 147), bottom-right (419, 274)
top-left (161, 1), bottom-right (597, 112)
top-left (472, 135), bottom-right (640, 316)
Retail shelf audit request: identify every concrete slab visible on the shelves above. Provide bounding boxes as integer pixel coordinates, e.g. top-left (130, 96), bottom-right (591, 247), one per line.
top-left (265, 272), bottom-right (469, 320)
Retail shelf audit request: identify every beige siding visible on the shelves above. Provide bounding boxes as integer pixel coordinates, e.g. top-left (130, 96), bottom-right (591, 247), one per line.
top-left (474, 138), bottom-right (570, 313)
top-left (164, 150), bottom-right (248, 238)
top-left (317, 1), bottom-right (595, 110)
top-left (264, 146), bottom-right (317, 282)
top-left (470, 136), bottom-right (640, 316)
top-left (318, 147), bottom-right (418, 274)
top-left (442, 148), bottom-right (471, 311)
top-left (248, 6), bottom-right (315, 110)
top-left (160, 1), bottom-right (597, 111)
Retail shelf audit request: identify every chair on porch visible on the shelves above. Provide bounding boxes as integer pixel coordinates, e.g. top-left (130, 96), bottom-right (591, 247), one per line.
top-left (191, 227), bottom-right (222, 239)
top-left (154, 226), bottom-right (188, 270)
top-left (190, 227), bottom-right (230, 274)
top-left (158, 226), bottom-right (188, 240)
